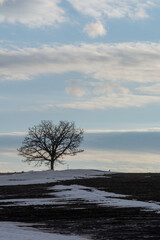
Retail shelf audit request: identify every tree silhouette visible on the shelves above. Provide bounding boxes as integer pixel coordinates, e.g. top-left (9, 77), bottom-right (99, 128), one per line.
top-left (18, 120), bottom-right (84, 170)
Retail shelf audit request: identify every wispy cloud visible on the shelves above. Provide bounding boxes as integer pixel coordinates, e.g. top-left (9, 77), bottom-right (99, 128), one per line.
top-left (67, 0), bottom-right (159, 38)
top-left (57, 94), bottom-right (160, 109)
top-left (93, 82), bottom-right (130, 95)
top-left (1, 42), bottom-right (160, 83)
top-left (0, 148), bottom-right (18, 157)
top-left (0, 0), bottom-right (66, 27)
top-left (1, 42), bottom-right (160, 109)
top-left (86, 128), bottom-right (160, 133)
top-left (68, 0), bottom-right (157, 20)
top-left (66, 149), bottom-right (160, 172)
top-left (0, 132), bottom-right (26, 136)
top-left (0, 0), bottom-right (159, 39)
top-left (137, 84), bottom-right (160, 95)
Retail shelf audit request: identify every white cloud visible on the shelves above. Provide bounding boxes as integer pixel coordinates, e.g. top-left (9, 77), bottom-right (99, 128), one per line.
top-left (67, 0), bottom-right (157, 20)
top-left (84, 149), bottom-right (160, 165)
top-left (66, 81), bottom-right (86, 97)
top-left (0, 0), bottom-right (66, 27)
top-left (137, 84), bottom-right (160, 95)
top-left (84, 21), bottom-right (106, 38)
top-left (57, 94), bottom-right (160, 110)
top-left (0, 132), bottom-right (26, 136)
top-left (93, 82), bottom-right (130, 95)
top-left (0, 148), bottom-right (18, 157)
top-left (1, 42), bottom-right (160, 83)
top-left (2, 42), bottom-right (160, 109)
top-left (0, 0), bottom-right (158, 32)
top-left (85, 128), bottom-right (160, 133)
top-left (67, 149), bottom-right (160, 172)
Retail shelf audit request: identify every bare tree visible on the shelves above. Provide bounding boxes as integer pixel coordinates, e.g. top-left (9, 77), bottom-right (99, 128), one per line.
top-left (18, 120), bottom-right (84, 170)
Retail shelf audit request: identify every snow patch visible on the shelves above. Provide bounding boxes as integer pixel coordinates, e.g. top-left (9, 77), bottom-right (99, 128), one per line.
top-left (52, 184), bottom-right (160, 213)
top-left (2, 184), bottom-right (160, 214)
top-left (0, 222), bottom-right (88, 240)
top-left (0, 169), bottom-right (109, 186)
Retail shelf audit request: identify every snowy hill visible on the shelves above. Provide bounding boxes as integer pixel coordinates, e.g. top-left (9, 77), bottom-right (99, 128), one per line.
top-left (0, 169), bottom-right (109, 186)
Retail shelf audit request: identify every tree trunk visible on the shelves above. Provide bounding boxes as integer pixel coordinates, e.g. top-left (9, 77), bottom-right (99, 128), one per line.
top-left (51, 160), bottom-right (54, 170)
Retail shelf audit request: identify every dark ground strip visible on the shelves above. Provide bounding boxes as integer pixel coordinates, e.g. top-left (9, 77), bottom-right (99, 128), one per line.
top-left (1, 205), bottom-right (160, 240)
top-left (1, 173), bottom-right (160, 239)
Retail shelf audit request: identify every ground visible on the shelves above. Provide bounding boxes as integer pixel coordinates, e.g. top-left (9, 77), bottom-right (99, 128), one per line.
top-left (0, 170), bottom-right (160, 239)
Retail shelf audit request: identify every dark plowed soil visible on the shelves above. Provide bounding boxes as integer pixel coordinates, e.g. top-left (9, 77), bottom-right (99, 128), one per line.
top-left (1, 173), bottom-right (160, 239)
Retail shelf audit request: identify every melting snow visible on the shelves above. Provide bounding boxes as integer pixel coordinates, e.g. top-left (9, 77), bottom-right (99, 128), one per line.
top-left (1, 169), bottom-right (160, 239)
top-left (0, 222), bottom-right (88, 240)
top-left (51, 184), bottom-right (160, 213)
top-left (1, 183), bottom-right (160, 214)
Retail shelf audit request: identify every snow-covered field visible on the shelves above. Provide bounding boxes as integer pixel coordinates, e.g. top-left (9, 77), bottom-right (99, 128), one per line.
top-left (0, 169), bottom-right (108, 186)
top-left (0, 169), bottom-right (108, 240)
top-left (1, 183), bottom-right (160, 213)
top-left (51, 184), bottom-right (160, 213)
top-left (1, 169), bottom-right (160, 239)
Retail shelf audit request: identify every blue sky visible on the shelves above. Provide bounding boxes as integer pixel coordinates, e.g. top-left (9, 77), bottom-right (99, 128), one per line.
top-left (1, 0), bottom-right (160, 172)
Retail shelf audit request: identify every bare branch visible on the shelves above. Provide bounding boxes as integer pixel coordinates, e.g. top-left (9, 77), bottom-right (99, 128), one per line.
top-left (17, 120), bottom-right (84, 170)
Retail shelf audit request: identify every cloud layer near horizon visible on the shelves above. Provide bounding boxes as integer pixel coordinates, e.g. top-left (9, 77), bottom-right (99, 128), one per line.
top-left (1, 130), bottom-right (160, 153)
top-left (1, 131), bottom-right (160, 172)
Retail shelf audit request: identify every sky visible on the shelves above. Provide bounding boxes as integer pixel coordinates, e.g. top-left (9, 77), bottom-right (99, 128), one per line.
top-left (1, 0), bottom-right (160, 172)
